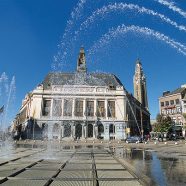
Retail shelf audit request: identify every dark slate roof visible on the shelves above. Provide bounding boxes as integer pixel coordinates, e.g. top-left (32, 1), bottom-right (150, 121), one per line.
top-left (42, 72), bottom-right (123, 89)
top-left (164, 87), bottom-right (186, 96)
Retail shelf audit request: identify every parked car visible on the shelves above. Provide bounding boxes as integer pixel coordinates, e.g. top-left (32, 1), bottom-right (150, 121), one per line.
top-left (125, 136), bottom-right (142, 143)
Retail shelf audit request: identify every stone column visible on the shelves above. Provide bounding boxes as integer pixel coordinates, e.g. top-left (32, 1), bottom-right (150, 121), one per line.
top-left (48, 123), bottom-right (53, 140)
top-left (94, 99), bottom-right (97, 117)
top-left (82, 123), bottom-right (85, 139)
top-left (72, 99), bottom-right (75, 117)
top-left (95, 124), bottom-right (98, 139)
top-left (71, 121), bottom-right (75, 138)
top-left (93, 123), bottom-right (96, 139)
top-left (83, 99), bottom-right (86, 118)
top-left (61, 123), bottom-right (64, 138)
top-left (105, 99), bottom-right (108, 119)
top-left (50, 99), bottom-right (53, 118)
top-left (59, 125), bottom-right (62, 140)
top-left (84, 124), bottom-right (87, 138)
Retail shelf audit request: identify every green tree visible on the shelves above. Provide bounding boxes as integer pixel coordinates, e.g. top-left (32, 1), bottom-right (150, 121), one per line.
top-left (154, 114), bottom-right (172, 132)
top-left (183, 113), bottom-right (186, 129)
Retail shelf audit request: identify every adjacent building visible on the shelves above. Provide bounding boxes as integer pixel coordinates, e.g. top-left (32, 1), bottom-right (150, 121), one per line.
top-left (159, 85), bottom-right (186, 125)
top-left (11, 48), bottom-right (151, 140)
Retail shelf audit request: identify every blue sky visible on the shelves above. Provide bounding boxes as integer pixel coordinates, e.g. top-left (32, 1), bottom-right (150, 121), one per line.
top-left (0, 0), bottom-right (186, 121)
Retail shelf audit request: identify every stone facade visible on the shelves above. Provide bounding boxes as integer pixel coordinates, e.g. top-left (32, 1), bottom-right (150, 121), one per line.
top-left (159, 84), bottom-right (186, 125)
top-left (12, 48), bottom-right (151, 140)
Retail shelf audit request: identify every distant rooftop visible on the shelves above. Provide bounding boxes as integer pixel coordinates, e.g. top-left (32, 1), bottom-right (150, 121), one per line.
top-left (161, 84), bottom-right (186, 97)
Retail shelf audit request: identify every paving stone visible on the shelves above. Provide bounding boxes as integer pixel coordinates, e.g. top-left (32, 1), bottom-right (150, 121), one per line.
top-left (50, 180), bottom-right (93, 186)
top-left (99, 180), bottom-right (141, 186)
top-left (68, 159), bottom-right (92, 163)
top-left (0, 170), bottom-right (17, 177)
top-left (96, 164), bottom-right (124, 169)
top-left (57, 170), bottom-right (92, 179)
top-left (30, 163), bottom-right (63, 170)
top-left (64, 163), bottom-right (92, 170)
top-left (97, 170), bottom-right (134, 178)
top-left (0, 179), bottom-right (48, 186)
top-left (15, 170), bottom-right (57, 179)
top-left (95, 159), bottom-right (118, 163)
top-left (0, 163), bottom-right (31, 170)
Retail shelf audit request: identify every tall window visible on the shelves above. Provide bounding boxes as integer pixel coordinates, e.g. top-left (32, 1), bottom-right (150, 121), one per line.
top-left (86, 101), bottom-right (94, 117)
top-left (97, 101), bottom-right (105, 117)
top-left (52, 99), bottom-right (62, 117)
top-left (63, 99), bottom-right (72, 116)
top-left (42, 100), bottom-right (51, 116)
top-left (170, 100), bottom-right (174, 105)
top-left (161, 102), bottom-right (164, 107)
top-left (176, 99), bottom-right (180, 105)
top-left (165, 101), bottom-right (169, 106)
top-left (75, 100), bottom-right (83, 117)
top-left (108, 101), bottom-right (115, 117)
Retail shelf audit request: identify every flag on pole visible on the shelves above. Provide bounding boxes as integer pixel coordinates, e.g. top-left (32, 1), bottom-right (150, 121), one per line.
top-left (0, 105), bottom-right (4, 114)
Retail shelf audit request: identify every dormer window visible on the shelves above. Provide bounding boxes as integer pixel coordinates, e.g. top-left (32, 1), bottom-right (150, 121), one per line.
top-left (109, 83), bottom-right (116, 90)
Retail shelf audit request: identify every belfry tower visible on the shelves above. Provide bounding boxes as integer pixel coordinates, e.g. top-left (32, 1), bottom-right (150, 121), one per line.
top-left (133, 59), bottom-right (149, 110)
top-left (77, 47), bottom-right (87, 73)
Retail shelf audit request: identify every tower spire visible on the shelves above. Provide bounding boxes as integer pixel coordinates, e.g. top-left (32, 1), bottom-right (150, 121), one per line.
top-left (77, 47), bottom-right (87, 72)
top-left (133, 59), bottom-right (149, 110)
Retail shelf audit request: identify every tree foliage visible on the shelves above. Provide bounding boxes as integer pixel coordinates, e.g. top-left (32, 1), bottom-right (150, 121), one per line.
top-left (154, 114), bottom-right (172, 132)
top-left (183, 113), bottom-right (186, 120)
top-left (183, 113), bottom-right (186, 129)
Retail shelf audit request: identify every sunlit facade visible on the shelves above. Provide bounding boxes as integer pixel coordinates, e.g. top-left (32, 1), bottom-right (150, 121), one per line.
top-left (12, 48), bottom-right (150, 140)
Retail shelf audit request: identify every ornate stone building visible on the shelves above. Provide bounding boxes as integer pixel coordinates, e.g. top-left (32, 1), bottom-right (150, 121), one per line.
top-left (12, 48), bottom-right (151, 140)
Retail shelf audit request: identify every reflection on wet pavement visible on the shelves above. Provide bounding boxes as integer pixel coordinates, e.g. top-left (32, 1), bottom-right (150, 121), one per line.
top-left (113, 147), bottom-right (186, 186)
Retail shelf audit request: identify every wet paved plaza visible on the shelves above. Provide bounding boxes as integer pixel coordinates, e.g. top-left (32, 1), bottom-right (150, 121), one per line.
top-left (0, 145), bottom-right (143, 186)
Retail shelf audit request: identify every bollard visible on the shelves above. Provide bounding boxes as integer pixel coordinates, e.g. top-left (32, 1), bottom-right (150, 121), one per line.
top-left (175, 142), bottom-right (178, 145)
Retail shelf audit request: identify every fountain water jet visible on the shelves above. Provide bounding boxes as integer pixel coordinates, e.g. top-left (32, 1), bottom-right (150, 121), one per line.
top-left (78, 3), bottom-right (186, 32)
top-left (155, 0), bottom-right (186, 18)
top-left (52, 0), bottom-right (87, 71)
top-left (87, 24), bottom-right (186, 57)
top-left (55, 2), bottom-right (186, 71)
top-left (0, 73), bottom-right (16, 143)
